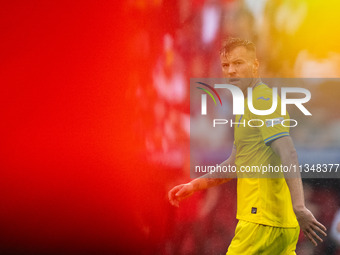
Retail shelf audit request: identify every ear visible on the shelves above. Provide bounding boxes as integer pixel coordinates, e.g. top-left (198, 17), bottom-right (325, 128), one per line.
top-left (253, 59), bottom-right (259, 74)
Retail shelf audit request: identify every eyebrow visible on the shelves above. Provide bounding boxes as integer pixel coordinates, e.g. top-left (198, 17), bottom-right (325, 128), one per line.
top-left (221, 58), bottom-right (245, 64)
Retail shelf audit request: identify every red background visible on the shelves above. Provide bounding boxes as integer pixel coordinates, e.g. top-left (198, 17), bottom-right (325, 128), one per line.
top-left (0, 1), bottom-right (161, 254)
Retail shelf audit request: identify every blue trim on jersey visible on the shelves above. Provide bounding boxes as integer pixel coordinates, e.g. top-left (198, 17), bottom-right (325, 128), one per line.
top-left (257, 96), bottom-right (270, 101)
top-left (264, 132), bottom-right (289, 145)
top-left (237, 115), bottom-right (243, 127)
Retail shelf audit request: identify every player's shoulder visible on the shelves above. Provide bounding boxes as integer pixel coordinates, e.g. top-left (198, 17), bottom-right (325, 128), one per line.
top-left (253, 83), bottom-right (272, 98)
top-left (251, 83), bottom-right (277, 109)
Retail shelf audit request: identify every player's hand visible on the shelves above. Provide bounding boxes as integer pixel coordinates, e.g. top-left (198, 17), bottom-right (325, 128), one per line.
top-left (294, 206), bottom-right (327, 246)
top-left (168, 183), bottom-right (194, 207)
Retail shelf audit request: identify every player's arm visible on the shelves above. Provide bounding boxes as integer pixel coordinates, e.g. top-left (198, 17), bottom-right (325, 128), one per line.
top-left (168, 146), bottom-right (237, 207)
top-left (271, 136), bottom-right (327, 246)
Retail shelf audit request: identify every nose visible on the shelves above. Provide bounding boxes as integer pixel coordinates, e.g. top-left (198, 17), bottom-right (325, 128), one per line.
top-left (228, 64), bottom-right (236, 76)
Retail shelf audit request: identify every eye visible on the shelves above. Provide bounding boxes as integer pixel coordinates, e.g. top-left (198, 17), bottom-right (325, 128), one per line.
top-left (223, 64), bottom-right (229, 68)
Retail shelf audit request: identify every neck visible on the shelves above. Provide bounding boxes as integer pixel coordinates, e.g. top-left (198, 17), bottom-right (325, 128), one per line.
top-left (244, 77), bottom-right (261, 98)
top-left (251, 77), bottom-right (261, 88)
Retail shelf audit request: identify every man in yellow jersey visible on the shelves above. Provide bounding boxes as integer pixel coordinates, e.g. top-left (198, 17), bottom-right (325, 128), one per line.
top-left (168, 38), bottom-right (327, 254)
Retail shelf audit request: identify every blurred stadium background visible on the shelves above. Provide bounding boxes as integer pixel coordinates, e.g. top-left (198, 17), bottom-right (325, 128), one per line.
top-left (1, 0), bottom-right (340, 254)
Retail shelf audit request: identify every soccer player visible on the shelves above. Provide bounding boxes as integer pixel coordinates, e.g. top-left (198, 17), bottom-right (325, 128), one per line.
top-left (168, 38), bottom-right (327, 254)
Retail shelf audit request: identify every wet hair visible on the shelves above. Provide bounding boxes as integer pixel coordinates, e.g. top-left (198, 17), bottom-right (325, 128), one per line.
top-left (220, 38), bottom-right (256, 56)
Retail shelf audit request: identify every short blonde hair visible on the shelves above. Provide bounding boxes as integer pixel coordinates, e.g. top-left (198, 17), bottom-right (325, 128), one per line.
top-left (220, 38), bottom-right (256, 56)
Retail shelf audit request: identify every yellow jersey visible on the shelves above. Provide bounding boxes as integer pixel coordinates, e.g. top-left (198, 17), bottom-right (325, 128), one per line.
top-left (234, 83), bottom-right (298, 228)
